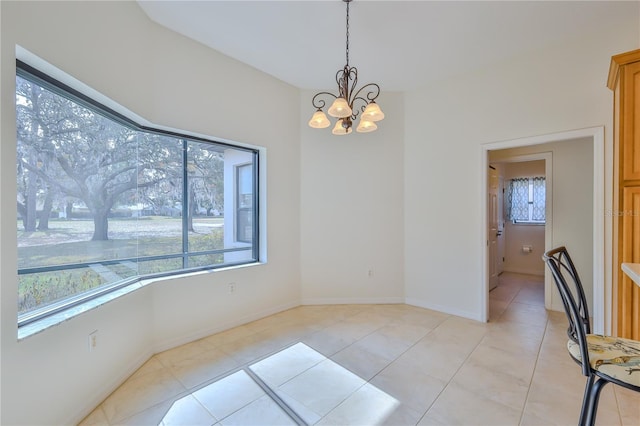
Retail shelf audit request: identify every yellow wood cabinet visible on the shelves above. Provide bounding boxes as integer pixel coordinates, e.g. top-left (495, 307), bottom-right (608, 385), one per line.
top-left (609, 49), bottom-right (640, 340)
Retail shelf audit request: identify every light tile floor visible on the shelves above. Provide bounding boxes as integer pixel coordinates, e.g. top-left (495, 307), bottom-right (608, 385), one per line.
top-left (81, 273), bottom-right (640, 425)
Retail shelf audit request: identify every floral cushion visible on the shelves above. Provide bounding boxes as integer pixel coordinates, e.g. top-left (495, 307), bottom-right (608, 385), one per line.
top-left (567, 334), bottom-right (640, 387)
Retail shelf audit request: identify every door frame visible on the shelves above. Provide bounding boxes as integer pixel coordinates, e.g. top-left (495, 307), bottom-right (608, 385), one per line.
top-left (480, 127), bottom-right (606, 334)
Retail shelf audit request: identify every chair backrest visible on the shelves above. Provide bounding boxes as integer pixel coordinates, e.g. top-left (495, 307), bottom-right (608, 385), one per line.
top-left (542, 246), bottom-right (592, 377)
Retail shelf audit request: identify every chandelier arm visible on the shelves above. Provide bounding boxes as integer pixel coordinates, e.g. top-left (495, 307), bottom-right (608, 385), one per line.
top-left (336, 66), bottom-right (353, 99)
top-left (351, 96), bottom-right (369, 114)
top-left (350, 82), bottom-right (381, 105)
top-left (312, 91), bottom-right (338, 110)
top-left (335, 69), bottom-right (345, 98)
top-left (346, 67), bottom-right (358, 103)
top-left (348, 95), bottom-right (373, 120)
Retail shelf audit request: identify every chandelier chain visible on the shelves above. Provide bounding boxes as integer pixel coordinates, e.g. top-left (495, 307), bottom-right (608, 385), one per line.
top-left (345, 0), bottom-right (350, 66)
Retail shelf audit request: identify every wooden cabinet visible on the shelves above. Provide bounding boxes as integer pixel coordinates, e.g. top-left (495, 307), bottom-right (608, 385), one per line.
top-left (609, 49), bottom-right (640, 340)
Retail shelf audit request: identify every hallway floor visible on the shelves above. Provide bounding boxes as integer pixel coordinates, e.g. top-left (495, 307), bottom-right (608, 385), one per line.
top-left (81, 273), bottom-right (640, 425)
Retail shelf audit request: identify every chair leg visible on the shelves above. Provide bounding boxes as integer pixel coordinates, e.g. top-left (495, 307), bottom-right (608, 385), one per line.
top-left (579, 375), bottom-right (595, 426)
top-left (584, 377), bottom-right (609, 426)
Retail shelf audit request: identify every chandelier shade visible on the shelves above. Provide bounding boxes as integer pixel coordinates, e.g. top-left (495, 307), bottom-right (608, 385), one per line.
top-left (361, 101), bottom-right (385, 122)
top-left (327, 97), bottom-right (352, 118)
top-left (356, 119), bottom-right (377, 133)
top-left (332, 119), bottom-right (353, 135)
top-left (308, 0), bottom-right (384, 135)
top-left (308, 110), bottom-right (331, 128)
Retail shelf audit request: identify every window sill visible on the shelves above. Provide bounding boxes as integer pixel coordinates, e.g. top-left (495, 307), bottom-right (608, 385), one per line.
top-left (17, 262), bottom-right (262, 340)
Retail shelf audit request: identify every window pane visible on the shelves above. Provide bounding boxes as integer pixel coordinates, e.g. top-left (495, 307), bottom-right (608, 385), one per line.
top-left (16, 75), bottom-right (140, 314)
top-left (532, 177), bottom-right (545, 221)
top-left (137, 257), bottom-right (183, 275)
top-left (236, 164), bottom-right (253, 243)
top-left (136, 133), bottom-right (183, 259)
top-left (188, 253), bottom-right (225, 268)
top-left (225, 151), bottom-right (257, 264)
top-left (187, 141), bottom-right (225, 261)
top-left (507, 176), bottom-right (545, 224)
top-left (18, 267), bottom-right (106, 314)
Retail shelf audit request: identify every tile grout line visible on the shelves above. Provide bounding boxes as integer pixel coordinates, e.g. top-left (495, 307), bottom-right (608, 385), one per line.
top-left (517, 312), bottom-right (550, 425)
top-left (409, 315), bottom-right (493, 425)
top-left (317, 309), bottom-right (452, 424)
top-left (497, 274), bottom-right (545, 426)
top-left (413, 330), bottom-right (490, 425)
top-left (611, 385), bottom-right (625, 426)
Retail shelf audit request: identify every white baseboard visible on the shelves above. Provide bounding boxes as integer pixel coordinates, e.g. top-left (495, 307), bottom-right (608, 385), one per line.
top-left (405, 297), bottom-right (483, 322)
top-left (301, 297), bottom-right (480, 322)
top-left (300, 296), bottom-right (404, 305)
top-left (152, 300), bottom-right (301, 354)
top-left (501, 268), bottom-right (545, 277)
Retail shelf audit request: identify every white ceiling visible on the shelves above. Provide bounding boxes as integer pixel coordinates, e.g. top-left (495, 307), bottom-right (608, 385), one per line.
top-left (138, 1), bottom-right (635, 91)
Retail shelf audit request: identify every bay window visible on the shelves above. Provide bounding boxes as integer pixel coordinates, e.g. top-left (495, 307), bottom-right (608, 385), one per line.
top-left (16, 61), bottom-right (259, 327)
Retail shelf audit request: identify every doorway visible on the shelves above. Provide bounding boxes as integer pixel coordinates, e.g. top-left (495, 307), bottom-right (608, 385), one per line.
top-left (480, 127), bottom-right (606, 334)
top-left (488, 155), bottom-right (551, 320)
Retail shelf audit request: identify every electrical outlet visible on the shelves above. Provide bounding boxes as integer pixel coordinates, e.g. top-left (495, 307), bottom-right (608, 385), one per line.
top-left (368, 268), bottom-right (374, 278)
top-left (228, 282), bottom-right (235, 294)
top-left (88, 330), bottom-right (98, 352)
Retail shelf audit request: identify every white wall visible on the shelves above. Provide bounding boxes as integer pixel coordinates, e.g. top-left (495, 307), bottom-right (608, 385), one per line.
top-left (299, 91), bottom-right (405, 304)
top-left (404, 6), bottom-right (638, 320)
top-left (503, 222), bottom-right (546, 276)
top-left (1, 2), bottom-right (301, 424)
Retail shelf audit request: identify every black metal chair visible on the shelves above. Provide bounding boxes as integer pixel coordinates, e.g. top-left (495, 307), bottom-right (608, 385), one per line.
top-left (542, 246), bottom-right (640, 426)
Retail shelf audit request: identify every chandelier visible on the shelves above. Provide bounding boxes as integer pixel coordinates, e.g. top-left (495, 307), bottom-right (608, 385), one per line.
top-left (308, 0), bottom-right (384, 135)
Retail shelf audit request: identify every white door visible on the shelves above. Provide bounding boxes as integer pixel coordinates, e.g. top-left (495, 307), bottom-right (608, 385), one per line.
top-left (488, 167), bottom-right (499, 290)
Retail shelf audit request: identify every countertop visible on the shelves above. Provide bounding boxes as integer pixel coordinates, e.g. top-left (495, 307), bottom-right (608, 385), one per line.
top-left (621, 263), bottom-right (640, 286)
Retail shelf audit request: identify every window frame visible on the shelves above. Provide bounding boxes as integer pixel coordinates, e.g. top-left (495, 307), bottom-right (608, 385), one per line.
top-left (16, 60), bottom-right (261, 328)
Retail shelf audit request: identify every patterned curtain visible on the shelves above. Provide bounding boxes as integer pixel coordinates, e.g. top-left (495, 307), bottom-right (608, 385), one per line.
top-left (532, 177), bottom-right (545, 221)
top-left (508, 178), bottom-right (530, 222)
